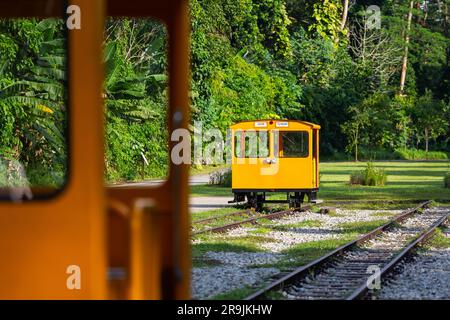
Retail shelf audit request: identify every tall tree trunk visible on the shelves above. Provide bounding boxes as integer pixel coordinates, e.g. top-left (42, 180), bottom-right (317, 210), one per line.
top-left (340, 0), bottom-right (349, 31)
top-left (424, 128), bottom-right (429, 159)
top-left (443, 1), bottom-right (449, 67)
top-left (445, 2), bottom-right (449, 37)
top-left (399, 1), bottom-right (414, 95)
top-left (355, 127), bottom-right (359, 162)
top-left (335, 0), bottom-right (350, 44)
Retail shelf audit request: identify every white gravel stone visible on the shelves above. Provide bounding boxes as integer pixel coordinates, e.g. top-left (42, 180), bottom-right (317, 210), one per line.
top-left (378, 220), bottom-right (450, 300)
top-left (191, 208), bottom-right (405, 299)
top-left (274, 208), bottom-right (450, 300)
top-left (259, 209), bottom-right (401, 252)
top-left (191, 266), bottom-right (279, 299)
top-left (203, 252), bottom-right (283, 267)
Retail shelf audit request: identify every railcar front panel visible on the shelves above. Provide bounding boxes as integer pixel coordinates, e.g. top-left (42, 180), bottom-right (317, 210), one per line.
top-left (230, 120), bottom-right (320, 208)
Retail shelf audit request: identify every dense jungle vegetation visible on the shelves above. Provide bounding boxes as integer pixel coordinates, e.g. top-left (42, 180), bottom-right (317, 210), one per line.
top-left (0, 0), bottom-right (450, 187)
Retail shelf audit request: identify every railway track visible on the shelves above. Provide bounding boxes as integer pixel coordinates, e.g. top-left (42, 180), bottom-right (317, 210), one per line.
top-left (193, 209), bottom-right (253, 225)
top-left (245, 201), bottom-right (450, 300)
top-left (191, 205), bottom-right (311, 236)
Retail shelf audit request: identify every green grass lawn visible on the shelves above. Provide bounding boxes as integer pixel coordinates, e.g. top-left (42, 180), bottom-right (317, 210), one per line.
top-left (190, 164), bottom-right (229, 176)
top-left (191, 207), bottom-right (244, 222)
top-left (190, 161), bottom-right (450, 201)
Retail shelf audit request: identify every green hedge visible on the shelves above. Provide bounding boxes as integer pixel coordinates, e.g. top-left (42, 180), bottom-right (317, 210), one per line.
top-left (324, 148), bottom-right (449, 161)
top-left (394, 148), bottom-right (448, 160)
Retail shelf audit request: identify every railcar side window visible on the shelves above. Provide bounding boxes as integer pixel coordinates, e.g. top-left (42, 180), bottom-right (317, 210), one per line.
top-left (280, 131), bottom-right (309, 158)
top-left (234, 131), bottom-right (269, 158)
top-left (0, 18), bottom-right (68, 200)
top-left (103, 18), bottom-right (169, 183)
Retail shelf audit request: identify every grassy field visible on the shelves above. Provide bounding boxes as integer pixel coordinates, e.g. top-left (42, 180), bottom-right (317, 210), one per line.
top-left (190, 161), bottom-right (450, 201)
top-left (190, 162), bottom-right (450, 300)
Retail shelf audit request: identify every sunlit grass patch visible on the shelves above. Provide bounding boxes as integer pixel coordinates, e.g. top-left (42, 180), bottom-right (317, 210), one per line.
top-left (190, 184), bottom-right (230, 197)
top-left (424, 228), bottom-right (450, 249)
top-left (319, 161), bottom-right (450, 202)
top-left (192, 241), bottom-right (261, 260)
top-left (255, 218), bottom-right (275, 225)
top-left (326, 210), bottom-right (346, 217)
top-left (191, 207), bottom-right (246, 222)
top-left (328, 202), bottom-right (417, 210)
top-left (336, 220), bottom-right (388, 234)
top-left (371, 211), bottom-right (398, 217)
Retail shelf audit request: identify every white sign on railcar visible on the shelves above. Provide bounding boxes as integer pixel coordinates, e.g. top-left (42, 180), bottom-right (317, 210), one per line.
top-left (276, 121), bottom-right (289, 128)
top-left (254, 121), bottom-right (267, 128)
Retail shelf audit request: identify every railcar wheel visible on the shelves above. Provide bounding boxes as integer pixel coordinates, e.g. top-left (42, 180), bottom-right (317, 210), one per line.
top-left (289, 192), bottom-right (305, 209)
top-left (247, 193), bottom-right (256, 210)
top-left (256, 194), bottom-right (264, 212)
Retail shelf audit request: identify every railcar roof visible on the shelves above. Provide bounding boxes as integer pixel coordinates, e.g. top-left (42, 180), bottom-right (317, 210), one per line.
top-left (230, 120), bottom-right (321, 129)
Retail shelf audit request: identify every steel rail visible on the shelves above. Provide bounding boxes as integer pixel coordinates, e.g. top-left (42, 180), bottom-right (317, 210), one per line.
top-left (191, 206), bottom-right (311, 236)
top-left (346, 211), bottom-right (450, 300)
top-left (244, 200), bottom-right (433, 300)
top-left (192, 210), bottom-right (252, 225)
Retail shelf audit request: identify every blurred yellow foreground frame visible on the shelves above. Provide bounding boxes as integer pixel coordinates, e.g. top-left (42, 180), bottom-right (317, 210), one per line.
top-left (0, 0), bottom-right (191, 299)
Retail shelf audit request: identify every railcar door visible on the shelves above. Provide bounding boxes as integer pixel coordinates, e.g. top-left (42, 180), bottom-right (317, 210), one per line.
top-left (232, 129), bottom-right (273, 190)
top-left (269, 127), bottom-right (314, 191)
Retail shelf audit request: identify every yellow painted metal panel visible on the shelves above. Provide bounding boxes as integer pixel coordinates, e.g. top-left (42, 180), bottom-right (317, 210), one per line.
top-left (0, 0), bottom-right (107, 299)
top-left (0, 0), bottom-right (192, 300)
top-left (231, 120), bottom-right (320, 191)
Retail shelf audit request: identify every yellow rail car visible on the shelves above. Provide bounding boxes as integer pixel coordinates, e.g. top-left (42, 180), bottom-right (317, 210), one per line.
top-left (0, 0), bottom-right (190, 299)
top-left (230, 120), bottom-right (321, 211)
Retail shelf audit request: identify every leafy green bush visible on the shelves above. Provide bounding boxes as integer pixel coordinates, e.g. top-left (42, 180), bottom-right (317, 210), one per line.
top-left (349, 171), bottom-right (365, 185)
top-left (26, 166), bottom-right (65, 188)
top-left (0, 158), bottom-right (30, 188)
top-left (209, 169), bottom-right (232, 187)
top-left (394, 148), bottom-right (448, 160)
top-left (349, 162), bottom-right (387, 186)
top-left (444, 172), bottom-right (450, 188)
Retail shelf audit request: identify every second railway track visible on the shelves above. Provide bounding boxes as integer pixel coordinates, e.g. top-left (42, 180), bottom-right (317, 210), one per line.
top-left (245, 200), bottom-right (450, 300)
top-left (191, 205), bottom-right (312, 236)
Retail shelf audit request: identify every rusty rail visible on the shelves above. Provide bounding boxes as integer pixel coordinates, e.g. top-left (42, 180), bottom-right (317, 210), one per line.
top-left (192, 210), bottom-right (252, 225)
top-left (245, 200), bottom-right (437, 300)
top-left (192, 205), bottom-right (311, 236)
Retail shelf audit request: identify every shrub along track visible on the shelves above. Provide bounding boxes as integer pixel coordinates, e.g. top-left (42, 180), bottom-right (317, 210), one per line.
top-left (244, 201), bottom-right (450, 300)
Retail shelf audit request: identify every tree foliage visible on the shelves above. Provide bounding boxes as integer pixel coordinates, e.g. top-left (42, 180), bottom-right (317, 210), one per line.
top-left (1, 0), bottom-right (450, 187)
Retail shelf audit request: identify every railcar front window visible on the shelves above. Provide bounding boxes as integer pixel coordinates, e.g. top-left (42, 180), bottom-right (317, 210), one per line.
top-left (280, 131), bottom-right (309, 158)
top-left (234, 131), bottom-right (269, 158)
top-left (0, 17), bottom-right (68, 200)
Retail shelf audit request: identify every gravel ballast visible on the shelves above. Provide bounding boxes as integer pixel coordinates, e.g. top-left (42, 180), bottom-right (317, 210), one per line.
top-left (191, 208), bottom-right (402, 299)
top-left (377, 223), bottom-right (450, 300)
